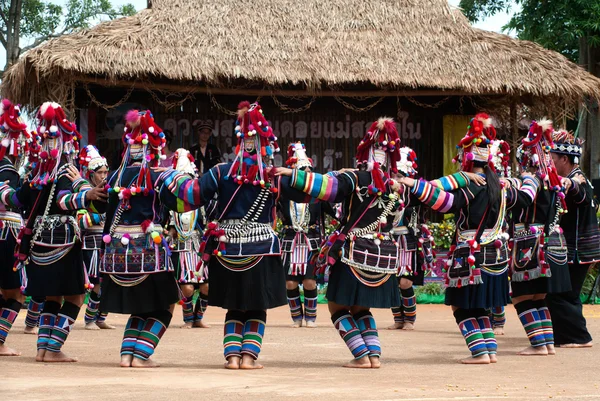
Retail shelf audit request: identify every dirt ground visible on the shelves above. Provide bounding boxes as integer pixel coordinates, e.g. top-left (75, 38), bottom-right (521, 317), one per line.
top-left (3, 304), bottom-right (600, 401)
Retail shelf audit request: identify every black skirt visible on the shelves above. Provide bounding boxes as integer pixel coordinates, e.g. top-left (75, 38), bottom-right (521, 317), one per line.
top-left (326, 262), bottom-right (401, 309)
top-left (546, 259), bottom-right (572, 294)
top-left (511, 276), bottom-right (550, 297)
top-left (100, 272), bottom-right (180, 315)
top-left (0, 232), bottom-right (20, 290)
top-left (445, 270), bottom-right (509, 310)
top-left (283, 254), bottom-right (317, 282)
top-left (26, 246), bottom-right (85, 297)
top-left (208, 254), bottom-right (286, 310)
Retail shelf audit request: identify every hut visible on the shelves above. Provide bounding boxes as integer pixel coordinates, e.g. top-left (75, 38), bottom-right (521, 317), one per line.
top-left (2, 0), bottom-right (600, 178)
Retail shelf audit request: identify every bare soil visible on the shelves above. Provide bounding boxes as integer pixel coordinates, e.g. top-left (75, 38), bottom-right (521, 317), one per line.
top-left (3, 304), bottom-right (600, 401)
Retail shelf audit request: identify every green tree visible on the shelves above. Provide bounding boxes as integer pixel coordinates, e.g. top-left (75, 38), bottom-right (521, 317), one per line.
top-left (0, 0), bottom-right (136, 72)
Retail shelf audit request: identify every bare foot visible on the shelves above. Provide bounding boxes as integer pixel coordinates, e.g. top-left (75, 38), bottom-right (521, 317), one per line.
top-left (558, 342), bottom-right (593, 348)
top-left (305, 320), bottom-right (317, 328)
top-left (343, 357), bottom-right (372, 368)
top-left (181, 322), bottom-right (193, 329)
top-left (224, 356), bottom-right (241, 369)
top-left (85, 322), bottom-right (100, 330)
top-left (460, 354), bottom-right (491, 364)
top-left (193, 320), bottom-right (211, 328)
top-left (401, 322), bottom-right (415, 331)
top-left (96, 321), bottom-right (116, 330)
top-left (240, 356), bottom-right (263, 369)
top-left (291, 320), bottom-right (302, 328)
top-left (0, 344), bottom-right (21, 356)
top-left (43, 351), bottom-right (79, 363)
top-left (387, 322), bottom-right (404, 330)
top-left (120, 354), bottom-right (133, 367)
top-left (517, 346), bottom-right (548, 356)
top-left (546, 344), bottom-right (556, 355)
top-left (131, 357), bottom-right (160, 368)
top-left (24, 326), bottom-right (38, 335)
top-left (489, 353), bottom-right (497, 363)
top-left (493, 327), bottom-right (505, 336)
top-left (35, 349), bottom-right (46, 362)
top-left (369, 356), bottom-right (381, 368)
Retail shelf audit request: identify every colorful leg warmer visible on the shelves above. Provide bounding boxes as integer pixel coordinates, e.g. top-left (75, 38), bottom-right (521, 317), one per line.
top-left (121, 316), bottom-right (145, 356)
top-left (286, 287), bottom-right (303, 323)
top-left (241, 310), bottom-right (266, 360)
top-left (475, 310), bottom-right (497, 354)
top-left (331, 310), bottom-right (369, 359)
top-left (515, 300), bottom-right (546, 348)
top-left (181, 296), bottom-right (194, 323)
top-left (132, 310), bottom-right (172, 360)
top-left (47, 301), bottom-right (80, 353)
top-left (223, 310), bottom-right (245, 359)
top-left (0, 299), bottom-right (22, 345)
top-left (25, 297), bottom-right (45, 328)
top-left (96, 312), bottom-right (108, 324)
top-left (391, 306), bottom-right (404, 324)
top-left (354, 310), bottom-right (381, 357)
top-left (401, 287), bottom-right (417, 324)
top-left (37, 301), bottom-right (60, 351)
top-left (303, 288), bottom-right (318, 323)
top-left (454, 309), bottom-right (488, 358)
top-left (491, 306), bottom-right (506, 328)
top-left (194, 292), bottom-right (209, 321)
top-left (84, 291), bottom-right (100, 325)
top-left (534, 300), bottom-right (554, 346)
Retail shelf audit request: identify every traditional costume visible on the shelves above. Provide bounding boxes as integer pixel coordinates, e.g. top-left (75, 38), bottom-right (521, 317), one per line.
top-left (0, 99), bottom-right (30, 354)
top-left (77, 145), bottom-right (113, 330)
top-left (546, 130), bottom-right (599, 346)
top-left (279, 142), bottom-right (333, 327)
top-left (409, 114), bottom-right (539, 362)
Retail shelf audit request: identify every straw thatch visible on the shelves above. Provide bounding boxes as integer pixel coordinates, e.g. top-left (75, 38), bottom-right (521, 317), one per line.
top-left (3, 0), bottom-right (600, 108)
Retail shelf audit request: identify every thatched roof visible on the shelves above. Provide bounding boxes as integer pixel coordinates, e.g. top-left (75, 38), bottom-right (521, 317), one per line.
top-left (3, 0), bottom-right (600, 108)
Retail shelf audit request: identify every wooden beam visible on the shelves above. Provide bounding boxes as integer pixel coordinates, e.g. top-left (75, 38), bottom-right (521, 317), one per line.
top-left (75, 76), bottom-right (508, 98)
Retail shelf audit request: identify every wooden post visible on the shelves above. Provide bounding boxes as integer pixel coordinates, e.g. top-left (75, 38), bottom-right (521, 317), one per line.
top-left (510, 99), bottom-right (519, 174)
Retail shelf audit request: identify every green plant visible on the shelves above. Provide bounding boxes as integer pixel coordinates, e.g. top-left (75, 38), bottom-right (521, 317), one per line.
top-left (415, 282), bottom-right (445, 296)
top-left (429, 218), bottom-right (456, 250)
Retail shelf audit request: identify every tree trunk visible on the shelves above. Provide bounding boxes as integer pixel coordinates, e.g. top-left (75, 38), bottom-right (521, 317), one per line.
top-left (3, 0), bottom-right (23, 72)
top-left (577, 36), bottom-right (600, 179)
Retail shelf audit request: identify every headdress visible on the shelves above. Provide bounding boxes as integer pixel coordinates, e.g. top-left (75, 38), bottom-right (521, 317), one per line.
top-left (452, 113), bottom-right (497, 172)
top-left (79, 145), bottom-right (108, 180)
top-left (396, 146), bottom-right (418, 178)
top-left (356, 117), bottom-right (401, 195)
top-left (0, 99), bottom-right (30, 163)
top-left (172, 148), bottom-right (198, 177)
top-left (31, 102), bottom-right (82, 187)
top-left (489, 140), bottom-right (511, 177)
top-left (286, 141), bottom-right (313, 170)
top-left (550, 129), bottom-right (583, 164)
top-left (226, 101), bottom-right (279, 191)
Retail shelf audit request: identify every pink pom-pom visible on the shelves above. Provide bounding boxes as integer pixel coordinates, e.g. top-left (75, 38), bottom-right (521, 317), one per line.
top-left (494, 239), bottom-right (502, 248)
top-left (39, 151), bottom-right (49, 159)
top-left (125, 110), bottom-right (141, 125)
top-left (88, 283), bottom-right (95, 289)
top-left (467, 255), bottom-right (476, 264)
top-left (465, 152), bottom-right (474, 161)
top-left (20, 286), bottom-right (25, 292)
top-left (102, 234), bottom-right (112, 244)
top-left (49, 148), bottom-right (59, 158)
top-left (530, 226), bottom-right (538, 234)
top-left (248, 124), bottom-right (255, 131)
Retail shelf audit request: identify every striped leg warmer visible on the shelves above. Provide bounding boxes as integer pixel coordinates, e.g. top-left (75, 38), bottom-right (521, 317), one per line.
top-left (223, 310), bottom-right (245, 359)
top-left (241, 310), bottom-right (266, 360)
top-left (37, 301), bottom-right (60, 351)
top-left (47, 301), bottom-right (80, 353)
top-left (454, 309), bottom-right (488, 358)
top-left (194, 292), bottom-right (209, 322)
top-left (401, 287), bottom-right (417, 324)
top-left (181, 296), bottom-right (194, 323)
top-left (491, 306), bottom-right (506, 328)
top-left (121, 316), bottom-right (145, 356)
top-left (515, 300), bottom-right (546, 348)
top-left (132, 310), bottom-right (172, 361)
top-left (476, 312), bottom-right (497, 354)
top-left (286, 287), bottom-right (303, 323)
top-left (25, 297), bottom-right (45, 328)
top-left (84, 291), bottom-right (100, 325)
top-left (354, 310), bottom-right (381, 357)
top-left (303, 288), bottom-right (318, 323)
top-left (96, 313), bottom-right (108, 324)
top-left (331, 310), bottom-right (369, 359)
top-left (534, 300), bottom-right (554, 346)
top-left (0, 299), bottom-right (22, 345)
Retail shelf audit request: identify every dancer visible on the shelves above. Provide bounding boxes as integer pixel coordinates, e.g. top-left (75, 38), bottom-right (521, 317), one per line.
top-left (546, 130), bottom-right (599, 348)
top-left (399, 114), bottom-right (539, 364)
top-left (74, 145), bottom-right (114, 330)
top-left (279, 142), bottom-right (334, 328)
top-left (166, 148), bottom-right (209, 329)
top-left (161, 101), bottom-right (287, 369)
top-left (0, 99), bottom-right (30, 356)
top-left (1, 102), bottom-right (107, 362)
top-left (509, 119), bottom-right (570, 356)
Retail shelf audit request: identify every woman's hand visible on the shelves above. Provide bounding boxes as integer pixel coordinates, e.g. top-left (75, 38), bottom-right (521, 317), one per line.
top-left (274, 167), bottom-right (293, 177)
top-left (151, 167), bottom-right (170, 173)
top-left (398, 176), bottom-right (416, 188)
top-left (65, 165), bottom-right (82, 182)
top-left (85, 181), bottom-right (108, 202)
top-left (464, 172), bottom-right (486, 186)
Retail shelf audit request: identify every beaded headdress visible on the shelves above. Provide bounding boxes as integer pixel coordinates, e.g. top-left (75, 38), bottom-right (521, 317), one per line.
top-left (286, 141), bottom-right (313, 170)
top-left (489, 140), bottom-right (511, 177)
top-left (396, 146), bottom-right (418, 178)
top-left (0, 99), bottom-right (30, 163)
top-left (452, 113), bottom-right (498, 173)
top-left (172, 148), bottom-right (198, 177)
top-left (79, 145), bottom-right (108, 180)
top-left (550, 129), bottom-right (583, 164)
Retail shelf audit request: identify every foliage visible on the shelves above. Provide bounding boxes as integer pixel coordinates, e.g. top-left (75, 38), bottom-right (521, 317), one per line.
top-left (458, 0), bottom-right (600, 62)
top-left (414, 282), bottom-right (445, 296)
top-left (582, 264), bottom-right (599, 304)
top-left (429, 217), bottom-right (455, 250)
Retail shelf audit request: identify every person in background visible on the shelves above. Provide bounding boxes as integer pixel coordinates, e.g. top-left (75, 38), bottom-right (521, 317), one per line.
top-left (159, 130), bottom-right (176, 168)
top-left (190, 122), bottom-right (221, 175)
